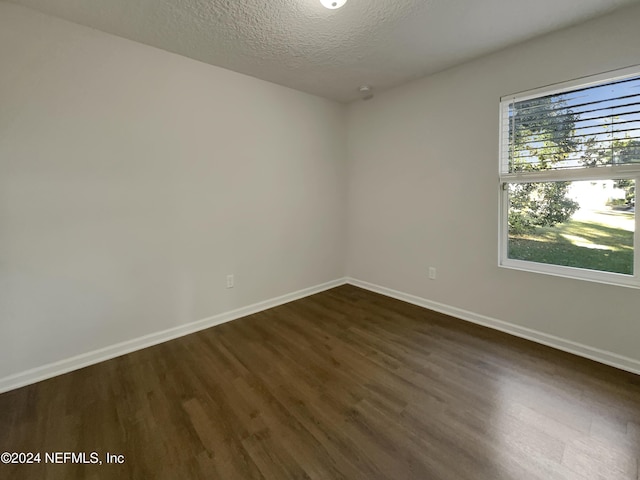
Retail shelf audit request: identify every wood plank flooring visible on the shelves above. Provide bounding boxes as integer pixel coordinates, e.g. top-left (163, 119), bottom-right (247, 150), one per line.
top-left (1, 284), bottom-right (639, 479)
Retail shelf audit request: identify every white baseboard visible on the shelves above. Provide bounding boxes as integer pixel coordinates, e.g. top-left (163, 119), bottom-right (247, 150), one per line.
top-left (4, 276), bottom-right (637, 394)
top-left (0, 278), bottom-right (348, 394)
top-left (346, 277), bottom-right (640, 376)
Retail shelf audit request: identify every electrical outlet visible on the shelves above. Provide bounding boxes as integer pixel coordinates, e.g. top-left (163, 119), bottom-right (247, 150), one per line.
top-left (226, 274), bottom-right (234, 288)
top-left (428, 267), bottom-right (437, 280)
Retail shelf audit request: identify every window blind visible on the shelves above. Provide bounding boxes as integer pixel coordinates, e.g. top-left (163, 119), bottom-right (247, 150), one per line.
top-left (500, 75), bottom-right (640, 175)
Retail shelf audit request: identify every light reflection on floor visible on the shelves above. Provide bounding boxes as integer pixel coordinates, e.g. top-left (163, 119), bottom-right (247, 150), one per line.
top-left (491, 375), bottom-right (639, 479)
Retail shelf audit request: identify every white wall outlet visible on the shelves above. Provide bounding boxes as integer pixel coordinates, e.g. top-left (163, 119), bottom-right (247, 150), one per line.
top-left (226, 274), bottom-right (234, 288)
top-left (428, 267), bottom-right (437, 280)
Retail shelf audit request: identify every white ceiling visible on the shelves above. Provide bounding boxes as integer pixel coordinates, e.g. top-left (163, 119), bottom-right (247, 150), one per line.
top-left (6, 0), bottom-right (640, 102)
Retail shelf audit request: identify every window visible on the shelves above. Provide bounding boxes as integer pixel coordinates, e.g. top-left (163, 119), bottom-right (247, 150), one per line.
top-left (499, 66), bottom-right (640, 287)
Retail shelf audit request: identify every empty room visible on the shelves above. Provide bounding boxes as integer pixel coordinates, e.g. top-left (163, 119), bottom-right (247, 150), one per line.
top-left (2, 0), bottom-right (640, 478)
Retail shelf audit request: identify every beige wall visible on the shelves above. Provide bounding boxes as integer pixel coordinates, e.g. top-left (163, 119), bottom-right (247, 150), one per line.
top-left (346, 3), bottom-right (640, 363)
top-left (0, 3), bottom-right (347, 379)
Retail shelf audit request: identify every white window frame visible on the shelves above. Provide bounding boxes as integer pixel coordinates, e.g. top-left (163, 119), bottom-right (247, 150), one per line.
top-left (498, 66), bottom-right (640, 288)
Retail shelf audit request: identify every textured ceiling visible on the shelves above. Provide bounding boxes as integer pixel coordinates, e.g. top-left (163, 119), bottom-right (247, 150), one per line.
top-left (6, 0), bottom-right (640, 102)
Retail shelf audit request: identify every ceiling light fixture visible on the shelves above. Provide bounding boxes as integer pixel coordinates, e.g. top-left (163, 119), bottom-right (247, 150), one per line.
top-left (320, 0), bottom-right (347, 9)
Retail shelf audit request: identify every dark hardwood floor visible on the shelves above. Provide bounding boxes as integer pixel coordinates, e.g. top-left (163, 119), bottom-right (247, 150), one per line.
top-left (1, 284), bottom-right (639, 479)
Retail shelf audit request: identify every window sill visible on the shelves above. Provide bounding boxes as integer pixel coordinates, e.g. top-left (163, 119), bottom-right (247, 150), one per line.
top-left (499, 258), bottom-right (640, 289)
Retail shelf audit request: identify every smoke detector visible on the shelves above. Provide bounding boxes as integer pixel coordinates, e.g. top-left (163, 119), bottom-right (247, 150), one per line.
top-left (358, 85), bottom-right (374, 100)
